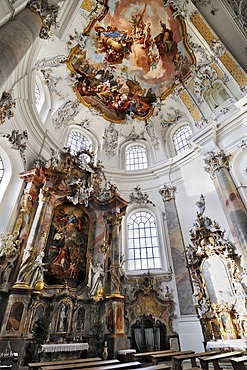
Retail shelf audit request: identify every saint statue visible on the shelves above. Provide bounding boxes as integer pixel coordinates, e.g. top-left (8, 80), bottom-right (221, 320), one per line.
top-left (87, 261), bottom-right (104, 297)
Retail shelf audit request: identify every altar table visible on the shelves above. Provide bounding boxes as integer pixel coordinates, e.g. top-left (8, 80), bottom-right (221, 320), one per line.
top-left (40, 343), bottom-right (89, 361)
top-left (206, 339), bottom-right (247, 351)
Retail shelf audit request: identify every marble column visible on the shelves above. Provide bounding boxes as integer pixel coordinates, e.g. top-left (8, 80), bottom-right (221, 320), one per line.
top-left (0, 0), bottom-right (59, 89)
top-left (105, 210), bottom-right (127, 358)
top-left (204, 151), bottom-right (247, 268)
top-left (159, 185), bottom-right (195, 315)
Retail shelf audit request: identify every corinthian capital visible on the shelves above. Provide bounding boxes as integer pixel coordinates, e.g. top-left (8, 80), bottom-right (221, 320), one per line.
top-left (28, 0), bottom-right (60, 39)
top-left (159, 185), bottom-right (176, 202)
top-left (204, 150), bottom-right (231, 178)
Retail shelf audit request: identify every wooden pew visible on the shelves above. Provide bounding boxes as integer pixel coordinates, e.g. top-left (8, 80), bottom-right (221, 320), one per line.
top-left (28, 356), bottom-right (102, 369)
top-left (41, 360), bottom-right (140, 370)
top-left (82, 361), bottom-right (142, 370)
top-left (151, 350), bottom-right (195, 365)
top-left (40, 359), bottom-right (120, 370)
top-left (133, 350), bottom-right (175, 362)
top-left (230, 355), bottom-right (247, 370)
top-left (172, 351), bottom-right (219, 370)
top-left (199, 350), bottom-right (243, 370)
top-left (138, 364), bottom-right (171, 370)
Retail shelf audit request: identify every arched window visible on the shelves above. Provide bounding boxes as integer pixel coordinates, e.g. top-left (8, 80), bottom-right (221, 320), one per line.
top-left (0, 156), bottom-right (4, 184)
top-left (127, 211), bottom-right (161, 271)
top-left (66, 131), bottom-right (90, 155)
top-left (173, 125), bottom-right (192, 154)
top-left (126, 145), bottom-right (148, 170)
top-left (35, 83), bottom-right (41, 105)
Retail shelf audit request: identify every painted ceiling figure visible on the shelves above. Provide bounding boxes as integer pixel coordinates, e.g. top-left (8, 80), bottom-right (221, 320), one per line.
top-left (155, 21), bottom-right (174, 54)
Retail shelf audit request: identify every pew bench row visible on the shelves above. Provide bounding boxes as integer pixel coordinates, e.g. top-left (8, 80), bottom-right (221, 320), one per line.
top-left (29, 348), bottom-right (247, 370)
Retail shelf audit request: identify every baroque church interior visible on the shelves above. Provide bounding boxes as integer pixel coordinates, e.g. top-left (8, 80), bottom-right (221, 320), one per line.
top-left (0, 0), bottom-right (247, 368)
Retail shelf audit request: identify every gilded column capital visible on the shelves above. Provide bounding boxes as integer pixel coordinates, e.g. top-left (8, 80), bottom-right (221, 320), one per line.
top-left (27, 0), bottom-right (59, 39)
top-left (159, 185), bottom-right (176, 202)
top-left (204, 150), bottom-right (231, 179)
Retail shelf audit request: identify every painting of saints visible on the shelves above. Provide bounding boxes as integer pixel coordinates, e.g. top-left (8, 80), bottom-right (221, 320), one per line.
top-left (44, 203), bottom-right (89, 285)
top-left (68, 0), bottom-right (195, 122)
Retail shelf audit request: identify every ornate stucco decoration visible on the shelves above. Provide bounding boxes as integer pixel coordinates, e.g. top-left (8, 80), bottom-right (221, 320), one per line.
top-left (102, 123), bottom-right (119, 158)
top-left (0, 231), bottom-right (19, 288)
top-left (159, 185), bottom-right (176, 202)
top-left (28, 0), bottom-right (60, 39)
top-left (209, 39), bottom-right (226, 58)
top-left (191, 0), bottom-right (218, 15)
top-left (225, 0), bottom-right (247, 30)
top-left (0, 91), bottom-right (16, 125)
top-left (121, 126), bottom-right (145, 142)
top-left (35, 55), bottom-right (67, 69)
top-left (0, 231), bottom-right (19, 262)
top-left (193, 65), bottom-right (218, 101)
top-left (238, 138), bottom-right (247, 151)
top-left (67, 178), bottom-right (94, 207)
top-left (186, 194), bottom-right (238, 312)
top-left (163, 0), bottom-right (190, 18)
top-left (124, 272), bottom-right (174, 337)
top-left (53, 100), bottom-right (80, 128)
top-left (145, 119), bottom-right (160, 149)
top-left (2, 130), bottom-right (28, 163)
top-left (160, 109), bottom-right (182, 129)
top-left (129, 185), bottom-right (155, 206)
top-left (204, 150), bottom-right (231, 179)
top-left (40, 69), bottom-right (63, 98)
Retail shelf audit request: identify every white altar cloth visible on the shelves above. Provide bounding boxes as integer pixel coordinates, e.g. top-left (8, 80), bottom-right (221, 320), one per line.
top-left (206, 339), bottom-right (247, 351)
top-left (118, 349), bottom-right (136, 355)
top-left (41, 343), bottom-right (89, 353)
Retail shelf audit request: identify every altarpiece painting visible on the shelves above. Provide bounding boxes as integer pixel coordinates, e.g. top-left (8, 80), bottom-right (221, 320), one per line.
top-left (44, 203), bottom-right (89, 286)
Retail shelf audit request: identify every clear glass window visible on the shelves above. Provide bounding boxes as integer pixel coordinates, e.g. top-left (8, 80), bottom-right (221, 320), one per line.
top-left (173, 125), bottom-right (192, 154)
top-left (35, 83), bottom-right (41, 105)
top-left (126, 145), bottom-right (148, 171)
top-left (127, 211), bottom-right (161, 271)
top-left (66, 131), bottom-right (89, 155)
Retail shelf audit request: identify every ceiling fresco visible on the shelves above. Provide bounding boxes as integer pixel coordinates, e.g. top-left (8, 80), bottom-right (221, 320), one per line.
top-left (66, 0), bottom-right (195, 123)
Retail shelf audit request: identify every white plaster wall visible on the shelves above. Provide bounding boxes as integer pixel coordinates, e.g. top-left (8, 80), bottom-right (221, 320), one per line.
top-left (179, 315), bottom-right (205, 352)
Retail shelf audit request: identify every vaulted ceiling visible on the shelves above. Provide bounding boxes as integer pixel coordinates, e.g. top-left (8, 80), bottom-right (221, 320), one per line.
top-left (1, 0), bottom-right (247, 169)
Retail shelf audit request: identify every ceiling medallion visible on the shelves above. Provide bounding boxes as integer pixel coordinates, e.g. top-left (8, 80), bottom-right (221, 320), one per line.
top-left (67, 0), bottom-right (195, 123)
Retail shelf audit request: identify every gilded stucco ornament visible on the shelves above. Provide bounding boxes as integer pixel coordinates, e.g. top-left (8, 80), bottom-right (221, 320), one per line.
top-left (160, 109), bottom-right (182, 128)
top-left (159, 185), bottom-right (176, 202)
top-left (193, 65), bottom-right (218, 100)
top-left (0, 231), bottom-right (19, 262)
top-left (0, 91), bottom-right (16, 125)
top-left (204, 150), bottom-right (231, 179)
top-left (186, 194), bottom-right (246, 341)
top-left (209, 39), bottom-right (226, 58)
top-left (28, 0), bottom-right (60, 39)
top-left (129, 185), bottom-right (155, 206)
top-left (2, 130), bottom-right (28, 163)
top-left (53, 100), bottom-right (80, 128)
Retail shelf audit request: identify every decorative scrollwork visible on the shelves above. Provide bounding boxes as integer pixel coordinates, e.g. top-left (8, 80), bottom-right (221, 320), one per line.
top-left (0, 91), bottom-right (16, 125)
